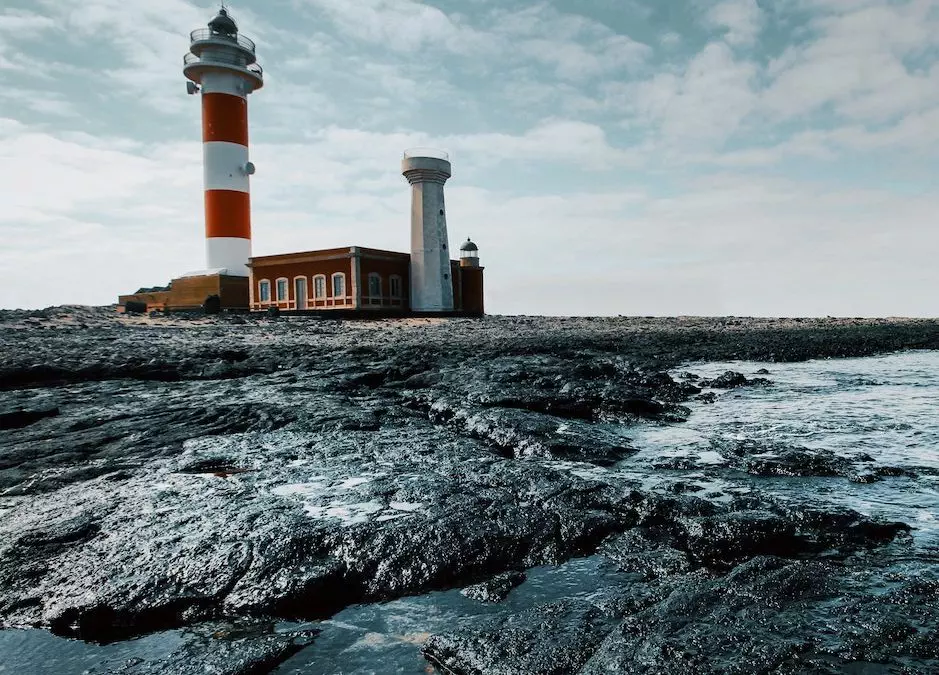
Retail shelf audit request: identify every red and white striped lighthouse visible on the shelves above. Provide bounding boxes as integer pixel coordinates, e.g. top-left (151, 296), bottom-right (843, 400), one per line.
top-left (183, 6), bottom-right (263, 277)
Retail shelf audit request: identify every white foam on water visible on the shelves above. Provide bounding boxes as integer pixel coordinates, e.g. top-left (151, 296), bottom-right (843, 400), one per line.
top-left (389, 501), bottom-right (423, 512)
top-left (271, 480), bottom-right (328, 499)
top-left (303, 501), bottom-right (385, 524)
top-left (697, 451), bottom-right (726, 465)
top-left (338, 476), bottom-right (373, 489)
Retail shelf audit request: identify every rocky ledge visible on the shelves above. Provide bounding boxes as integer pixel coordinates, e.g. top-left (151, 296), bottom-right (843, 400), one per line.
top-left (1, 307), bottom-right (938, 673)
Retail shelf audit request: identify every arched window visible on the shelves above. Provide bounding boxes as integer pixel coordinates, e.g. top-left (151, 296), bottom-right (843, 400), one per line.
top-left (368, 272), bottom-right (382, 303)
top-left (389, 275), bottom-right (402, 298)
top-left (331, 272), bottom-right (346, 299)
top-left (276, 278), bottom-right (288, 302)
top-left (313, 274), bottom-right (327, 300)
top-left (258, 279), bottom-right (271, 303)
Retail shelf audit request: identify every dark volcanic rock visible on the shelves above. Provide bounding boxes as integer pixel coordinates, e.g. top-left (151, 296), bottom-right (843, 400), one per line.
top-left (0, 406), bottom-right (59, 430)
top-left (580, 556), bottom-right (834, 674)
top-left (0, 429), bottom-right (633, 641)
top-left (424, 598), bottom-right (616, 675)
top-left (716, 439), bottom-right (895, 481)
top-left (460, 571), bottom-right (527, 603)
top-left (598, 530), bottom-right (693, 579)
top-left (699, 370), bottom-right (772, 389)
top-left (428, 555), bottom-right (939, 674)
top-left (0, 310), bottom-right (937, 670)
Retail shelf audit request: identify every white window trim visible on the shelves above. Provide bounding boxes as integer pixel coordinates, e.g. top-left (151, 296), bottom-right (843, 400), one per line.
top-left (313, 274), bottom-right (327, 300)
top-left (275, 277), bottom-right (289, 302)
top-left (331, 272), bottom-right (346, 297)
top-left (258, 279), bottom-right (271, 304)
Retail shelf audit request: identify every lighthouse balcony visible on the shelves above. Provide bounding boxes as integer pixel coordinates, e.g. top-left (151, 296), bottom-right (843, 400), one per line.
top-left (189, 28), bottom-right (257, 62)
top-left (184, 51), bottom-right (263, 88)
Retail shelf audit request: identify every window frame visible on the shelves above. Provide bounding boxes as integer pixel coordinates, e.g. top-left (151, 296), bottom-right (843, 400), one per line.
top-left (389, 274), bottom-right (402, 298)
top-left (275, 277), bottom-right (289, 302)
top-left (331, 272), bottom-right (346, 299)
top-left (258, 279), bottom-right (271, 303)
top-left (313, 274), bottom-right (327, 300)
top-left (367, 272), bottom-right (382, 304)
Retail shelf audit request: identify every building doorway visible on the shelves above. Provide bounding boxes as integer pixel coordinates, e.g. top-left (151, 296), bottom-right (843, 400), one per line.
top-left (294, 277), bottom-right (308, 310)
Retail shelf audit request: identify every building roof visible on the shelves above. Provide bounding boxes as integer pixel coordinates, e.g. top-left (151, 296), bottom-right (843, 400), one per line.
top-left (249, 246), bottom-right (411, 266)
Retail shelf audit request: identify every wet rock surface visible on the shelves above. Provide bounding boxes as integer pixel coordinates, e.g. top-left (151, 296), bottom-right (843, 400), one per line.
top-left (460, 571), bottom-right (526, 604)
top-left (1, 307), bottom-right (938, 672)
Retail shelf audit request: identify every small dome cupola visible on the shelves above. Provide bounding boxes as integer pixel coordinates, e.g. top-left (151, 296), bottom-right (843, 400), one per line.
top-left (460, 237), bottom-right (480, 267)
top-left (208, 7), bottom-right (238, 36)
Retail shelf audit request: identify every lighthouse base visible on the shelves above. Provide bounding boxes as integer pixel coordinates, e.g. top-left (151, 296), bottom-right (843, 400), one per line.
top-left (118, 273), bottom-right (249, 313)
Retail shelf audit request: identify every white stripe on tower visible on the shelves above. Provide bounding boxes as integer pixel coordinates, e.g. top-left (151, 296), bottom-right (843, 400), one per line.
top-left (201, 71), bottom-right (251, 276)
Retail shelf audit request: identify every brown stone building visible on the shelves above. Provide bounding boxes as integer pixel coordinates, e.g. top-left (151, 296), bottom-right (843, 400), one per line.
top-left (118, 274), bottom-right (249, 312)
top-left (248, 243), bottom-right (484, 315)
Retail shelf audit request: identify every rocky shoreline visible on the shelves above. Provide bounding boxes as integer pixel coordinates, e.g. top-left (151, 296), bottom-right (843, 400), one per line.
top-left (1, 307), bottom-right (938, 673)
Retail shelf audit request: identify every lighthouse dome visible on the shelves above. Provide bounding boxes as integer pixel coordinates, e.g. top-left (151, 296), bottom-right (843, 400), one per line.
top-left (208, 8), bottom-right (238, 35)
top-left (460, 238), bottom-right (478, 252)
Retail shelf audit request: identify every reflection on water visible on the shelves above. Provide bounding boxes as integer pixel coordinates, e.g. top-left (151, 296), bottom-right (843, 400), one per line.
top-left (3, 350), bottom-right (937, 674)
top-left (274, 556), bottom-right (632, 675)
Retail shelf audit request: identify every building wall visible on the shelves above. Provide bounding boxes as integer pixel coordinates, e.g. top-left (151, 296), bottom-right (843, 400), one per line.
top-left (359, 253), bottom-right (410, 310)
top-left (459, 266), bottom-right (485, 316)
top-left (118, 274), bottom-right (249, 311)
top-left (450, 260), bottom-right (462, 311)
top-left (250, 252), bottom-right (354, 311)
top-left (217, 275), bottom-right (250, 309)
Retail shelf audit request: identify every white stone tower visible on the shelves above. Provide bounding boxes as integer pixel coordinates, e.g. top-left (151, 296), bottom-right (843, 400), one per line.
top-left (183, 6), bottom-right (263, 276)
top-left (402, 149), bottom-right (454, 311)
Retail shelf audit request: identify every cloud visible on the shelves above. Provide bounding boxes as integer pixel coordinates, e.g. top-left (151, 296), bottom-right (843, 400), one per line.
top-left (762, 0), bottom-right (939, 122)
top-left (0, 88), bottom-right (78, 118)
top-left (704, 0), bottom-right (764, 46)
top-left (491, 3), bottom-right (650, 79)
top-left (617, 41), bottom-right (758, 151)
top-left (296, 0), bottom-right (649, 79)
top-left (294, 0), bottom-right (494, 55)
top-left (0, 8), bottom-right (55, 34)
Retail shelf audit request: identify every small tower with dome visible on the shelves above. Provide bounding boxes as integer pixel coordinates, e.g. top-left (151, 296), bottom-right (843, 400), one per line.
top-left (458, 237), bottom-right (484, 315)
top-left (460, 238), bottom-right (480, 268)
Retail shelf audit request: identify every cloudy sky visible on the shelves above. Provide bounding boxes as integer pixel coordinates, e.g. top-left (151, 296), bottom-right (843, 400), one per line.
top-left (1, 0), bottom-right (937, 316)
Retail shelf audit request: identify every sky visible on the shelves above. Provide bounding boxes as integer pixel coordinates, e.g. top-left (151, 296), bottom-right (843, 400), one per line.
top-left (1, 0), bottom-right (938, 316)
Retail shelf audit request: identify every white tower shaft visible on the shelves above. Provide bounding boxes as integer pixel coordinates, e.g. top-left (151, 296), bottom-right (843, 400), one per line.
top-left (402, 154), bottom-right (454, 312)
